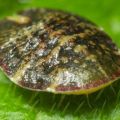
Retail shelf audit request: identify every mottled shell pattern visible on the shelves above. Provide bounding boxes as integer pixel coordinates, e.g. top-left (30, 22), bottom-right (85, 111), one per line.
top-left (0, 8), bottom-right (120, 94)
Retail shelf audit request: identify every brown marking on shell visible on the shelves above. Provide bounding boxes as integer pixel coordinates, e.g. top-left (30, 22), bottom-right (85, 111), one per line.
top-left (61, 57), bottom-right (68, 63)
top-left (19, 77), bottom-right (51, 90)
top-left (74, 45), bottom-right (87, 53)
top-left (89, 41), bottom-right (96, 45)
top-left (79, 33), bottom-right (86, 38)
top-left (74, 59), bottom-right (79, 63)
top-left (0, 59), bottom-right (11, 75)
top-left (7, 15), bottom-right (31, 24)
top-left (85, 54), bottom-right (97, 62)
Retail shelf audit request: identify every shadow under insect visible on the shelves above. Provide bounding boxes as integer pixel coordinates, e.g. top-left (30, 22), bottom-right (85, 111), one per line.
top-left (14, 78), bottom-right (120, 118)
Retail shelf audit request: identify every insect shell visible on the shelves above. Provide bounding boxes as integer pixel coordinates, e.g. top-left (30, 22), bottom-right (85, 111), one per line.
top-left (0, 8), bottom-right (120, 95)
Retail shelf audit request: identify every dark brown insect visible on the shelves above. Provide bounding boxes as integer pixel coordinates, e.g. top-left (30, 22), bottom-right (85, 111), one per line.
top-left (0, 8), bottom-right (120, 94)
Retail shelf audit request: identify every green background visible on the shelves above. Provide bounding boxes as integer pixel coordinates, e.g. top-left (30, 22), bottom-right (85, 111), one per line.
top-left (0, 0), bottom-right (120, 120)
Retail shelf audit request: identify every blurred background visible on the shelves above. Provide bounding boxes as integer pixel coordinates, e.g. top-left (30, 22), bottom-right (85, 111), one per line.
top-left (0, 0), bottom-right (120, 120)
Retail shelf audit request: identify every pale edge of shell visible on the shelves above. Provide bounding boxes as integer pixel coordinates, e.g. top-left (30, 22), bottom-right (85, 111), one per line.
top-left (0, 66), bottom-right (120, 95)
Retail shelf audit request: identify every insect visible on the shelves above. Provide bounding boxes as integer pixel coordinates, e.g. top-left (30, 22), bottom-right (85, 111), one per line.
top-left (0, 8), bottom-right (120, 94)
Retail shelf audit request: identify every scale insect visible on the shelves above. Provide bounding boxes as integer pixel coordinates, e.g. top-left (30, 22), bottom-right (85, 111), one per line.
top-left (0, 8), bottom-right (120, 94)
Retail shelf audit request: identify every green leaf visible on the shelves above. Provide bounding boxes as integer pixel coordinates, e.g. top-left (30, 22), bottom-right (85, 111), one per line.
top-left (0, 0), bottom-right (120, 119)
